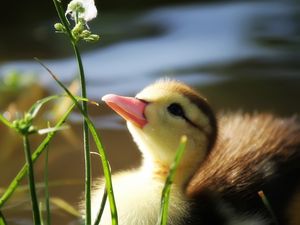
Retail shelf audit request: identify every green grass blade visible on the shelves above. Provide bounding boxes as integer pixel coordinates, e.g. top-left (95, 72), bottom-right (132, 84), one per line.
top-left (44, 146), bottom-right (51, 225)
top-left (0, 104), bottom-right (75, 208)
top-left (52, 0), bottom-right (74, 42)
top-left (28, 95), bottom-right (61, 118)
top-left (158, 136), bottom-right (187, 225)
top-left (39, 61), bottom-right (118, 225)
top-left (40, 202), bottom-right (45, 225)
top-left (23, 135), bottom-right (41, 224)
top-left (50, 197), bottom-right (81, 218)
top-left (0, 114), bottom-right (13, 129)
top-left (0, 211), bottom-right (7, 225)
top-left (50, 2), bottom-right (92, 222)
top-left (93, 187), bottom-right (108, 225)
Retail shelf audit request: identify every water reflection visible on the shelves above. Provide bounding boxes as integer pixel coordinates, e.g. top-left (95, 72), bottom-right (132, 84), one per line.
top-left (0, 1), bottom-right (298, 98)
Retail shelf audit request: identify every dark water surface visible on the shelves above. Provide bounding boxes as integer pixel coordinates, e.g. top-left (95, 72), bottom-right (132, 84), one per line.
top-left (0, 1), bottom-right (299, 224)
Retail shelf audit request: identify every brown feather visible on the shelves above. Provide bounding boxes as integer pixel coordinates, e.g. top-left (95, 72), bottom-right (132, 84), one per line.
top-left (187, 112), bottom-right (300, 196)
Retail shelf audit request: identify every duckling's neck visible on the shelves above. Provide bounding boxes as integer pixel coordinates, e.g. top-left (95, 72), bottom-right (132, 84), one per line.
top-left (141, 156), bottom-right (198, 189)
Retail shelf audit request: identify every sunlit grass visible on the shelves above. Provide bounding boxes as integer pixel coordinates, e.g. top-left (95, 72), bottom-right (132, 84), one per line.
top-left (37, 58), bottom-right (118, 225)
top-left (0, 103), bottom-right (75, 209)
top-left (158, 136), bottom-right (187, 225)
top-left (52, 0), bottom-right (100, 223)
top-left (0, 0), bottom-right (187, 224)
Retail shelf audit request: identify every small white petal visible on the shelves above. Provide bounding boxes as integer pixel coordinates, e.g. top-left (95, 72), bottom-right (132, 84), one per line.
top-left (66, 0), bottom-right (98, 22)
top-left (83, 0), bottom-right (98, 21)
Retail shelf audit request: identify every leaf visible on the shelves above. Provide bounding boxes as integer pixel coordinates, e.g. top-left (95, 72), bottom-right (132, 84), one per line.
top-left (93, 186), bottom-right (108, 225)
top-left (28, 95), bottom-right (62, 118)
top-left (37, 125), bottom-right (69, 135)
top-left (50, 197), bottom-right (81, 218)
top-left (158, 135), bottom-right (187, 225)
top-left (0, 104), bottom-right (75, 208)
top-left (0, 211), bottom-right (7, 225)
top-left (0, 114), bottom-right (13, 129)
top-left (37, 58), bottom-right (119, 225)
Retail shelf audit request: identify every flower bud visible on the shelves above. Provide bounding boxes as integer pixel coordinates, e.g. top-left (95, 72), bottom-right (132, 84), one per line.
top-left (54, 23), bottom-right (65, 32)
top-left (84, 34), bottom-right (100, 43)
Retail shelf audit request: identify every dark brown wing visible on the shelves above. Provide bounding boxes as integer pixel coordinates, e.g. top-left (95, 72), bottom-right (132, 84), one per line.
top-left (186, 112), bottom-right (300, 224)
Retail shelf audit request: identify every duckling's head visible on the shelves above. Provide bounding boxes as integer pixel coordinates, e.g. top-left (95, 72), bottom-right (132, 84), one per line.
top-left (102, 79), bottom-right (217, 174)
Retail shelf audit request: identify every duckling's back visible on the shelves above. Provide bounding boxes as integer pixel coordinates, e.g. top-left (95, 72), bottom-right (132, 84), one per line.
top-left (187, 112), bottom-right (300, 225)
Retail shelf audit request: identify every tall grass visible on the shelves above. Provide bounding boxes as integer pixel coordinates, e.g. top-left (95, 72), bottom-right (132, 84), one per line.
top-left (0, 1), bottom-right (186, 224)
top-left (158, 136), bottom-right (187, 225)
top-left (44, 139), bottom-right (51, 225)
top-left (22, 134), bottom-right (41, 224)
top-left (0, 211), bottom-right (7, 225)
top-left (51, 0), bottom-right (99, 223)
top-left (37, 60), bottom-right (118, 224)
top-left (0, 103), bottom-right (74, 208)
top-left (0, 94), bottom-right (74, 224)
top-left (55, 4), bottom-right (89, 224)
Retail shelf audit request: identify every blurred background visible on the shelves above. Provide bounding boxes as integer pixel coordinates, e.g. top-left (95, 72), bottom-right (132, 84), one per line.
top-left (0, 0), bottom-right (299, 224)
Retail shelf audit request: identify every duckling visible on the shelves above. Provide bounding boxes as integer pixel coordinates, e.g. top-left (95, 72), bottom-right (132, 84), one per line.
top-left (90, 79), bottom-right (300, 225)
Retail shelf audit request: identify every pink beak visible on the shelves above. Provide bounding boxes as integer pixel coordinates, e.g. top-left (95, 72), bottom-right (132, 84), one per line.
top-left (102, 94), bottom-right (148, 128)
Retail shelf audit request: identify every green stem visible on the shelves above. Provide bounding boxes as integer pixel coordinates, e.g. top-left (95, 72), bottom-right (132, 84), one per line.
top-left (93, 187), bottom-right (108, 225)
top-left (0, 104), bottom-right (74, 208)
top-left (23, 135), bottom-right (41, 224)
top-left (72, 42), bottom-right (92, 225)
top-left (52, 0), bottom-right (74, 42)
top-left (45, 71), bottom-right (118, 224)
top-left (0, 114), bottom-right (13, 128)
top-left (0, 211), bottom-right (7, 225)
top-left (158, 136), bottom-right (187, 225)
top-left (44, 147), bottom-right (51, 225)
top-left (52, 1), bottom-right (92, 222)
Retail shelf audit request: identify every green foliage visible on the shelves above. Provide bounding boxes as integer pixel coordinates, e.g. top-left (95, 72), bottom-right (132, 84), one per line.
top-left (93, 187), bottom-right (108, 225)
top-left (0, 0), bottom-right (187, 224)
top-left (0, 104), bottom-right (75, 208)
top-left (0, 71), bottom-right (36, 91)
top-left (23, 134), bottom-right (41, 224)
top-left (38, 59), bottom-right (118, 225)
top-left (0, 211), bottom-right (7, 225)
top-left (0, 94), bottom-right (73, 224)
top-left (158, 136), bottom-right (187, 225)
top-left (51, 0), bottom-right (110, 224)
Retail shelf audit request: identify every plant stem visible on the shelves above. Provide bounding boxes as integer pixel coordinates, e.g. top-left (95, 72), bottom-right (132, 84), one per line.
top-left (0, 104), bottom-right (74, 208)
top-left (158, 136), bottom-right (187, 225)
top-left (93, 187), bottom-right (108, 225)
top-left (0, 211), bottom-right (7, 225)
top-left (52, 0), bottom-right (92, 222)
top-left (44, 147), bottom-right (51, 225)
top-left (0, 114), bottom-right (13, 128)
top-left (46, 71), bottom-right (118, 224)
top-left (23, 135), bottom-right (41, 224)
top-left (52, 0), bottom-right (74, 43)
top-left (72, 42), bottom-right (92, 225)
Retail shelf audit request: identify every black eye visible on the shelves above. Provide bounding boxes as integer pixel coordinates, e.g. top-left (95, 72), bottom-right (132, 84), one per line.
top-left (167, 103), bottom-right (185, 117)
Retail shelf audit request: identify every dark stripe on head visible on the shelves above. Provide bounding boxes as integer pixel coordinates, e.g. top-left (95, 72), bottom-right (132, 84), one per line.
top-left (185, 93), bottom-right (218, 154)
top-left (161, 79), bottom-right (217, 154)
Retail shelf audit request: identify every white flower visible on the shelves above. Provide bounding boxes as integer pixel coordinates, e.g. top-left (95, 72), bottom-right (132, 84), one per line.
top-left (66, 0), bottom-right (97, 22)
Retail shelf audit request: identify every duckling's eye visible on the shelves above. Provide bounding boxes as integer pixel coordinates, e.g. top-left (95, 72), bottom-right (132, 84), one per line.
top-left (167, 103), bottom-right (185, 117)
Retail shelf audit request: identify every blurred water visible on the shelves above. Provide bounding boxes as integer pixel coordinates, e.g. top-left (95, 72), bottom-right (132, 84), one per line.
top-left (0, 1), bottom-right (298, 98)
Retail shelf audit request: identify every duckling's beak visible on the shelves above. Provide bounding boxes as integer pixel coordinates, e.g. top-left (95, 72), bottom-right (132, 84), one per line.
top-left (102, 94), bottom-right (148, 128)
